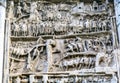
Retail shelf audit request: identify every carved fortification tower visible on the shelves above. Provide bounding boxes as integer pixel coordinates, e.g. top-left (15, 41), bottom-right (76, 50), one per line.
top-left (2, 0), bottom-right (120, 83)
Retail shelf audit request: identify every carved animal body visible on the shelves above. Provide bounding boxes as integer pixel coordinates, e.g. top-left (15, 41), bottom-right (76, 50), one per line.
top-left (10, 47), bottom-right (26, 58)
top-left (96, 52), bottom-right (112, 67)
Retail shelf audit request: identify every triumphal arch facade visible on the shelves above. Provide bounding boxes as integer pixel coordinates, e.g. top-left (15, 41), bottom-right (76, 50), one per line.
top-left (3, 0), bottom-right (120, 83)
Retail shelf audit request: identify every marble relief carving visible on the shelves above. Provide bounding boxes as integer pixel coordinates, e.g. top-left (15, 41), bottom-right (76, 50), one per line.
top-left (5, 0), bottom-right (119, 83)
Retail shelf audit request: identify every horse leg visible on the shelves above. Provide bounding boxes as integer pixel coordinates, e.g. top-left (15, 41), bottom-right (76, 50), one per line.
top-left (76, 64), bottom-right (78, 70)
top-left (14, 31), bottom-right (16, 36)
top-left (65, 66), bottom-right (67, 71)
top-left (16, 31), bottom-right (18, 36)
top-left (78, 63), bottom-right (81, 70)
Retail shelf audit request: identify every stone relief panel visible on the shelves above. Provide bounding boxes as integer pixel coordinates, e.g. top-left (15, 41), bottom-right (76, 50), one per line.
top-left (5, 0), bottom-right (119, 83)
top-left (9, 0), bottom-right (113, 37)
top-left (9, 38), bottom-right (47, 73)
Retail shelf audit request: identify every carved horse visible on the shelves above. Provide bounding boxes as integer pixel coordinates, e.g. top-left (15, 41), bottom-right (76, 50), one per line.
top-left (66, 40), bottom-right (78, 52)
top-left (79, 56), bottom-right (89, 69)
top-left (88, 57), bottom-right (95, 68)
top-left (96, 52), bottom-right (112, 67)
top-left (73, 57), bottom-right (80, 69)
top-left (59, 60), bottom-right (68, 71)
top-left (83, 56), bottom-right (90, 69)
top-left (10, 46), bottom-right (25, 58)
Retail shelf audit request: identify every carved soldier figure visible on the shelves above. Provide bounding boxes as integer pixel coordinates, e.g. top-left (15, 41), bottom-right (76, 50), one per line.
top-left (73, 56), bottom-right (80, 69)
top-left (83, 56), bottom-right (90, 69)
top-left (17, 45), bottom-right (25, 58)
top-left (86, 40), bottom-right (93, 51)
top-left (75, 37), bottom-right (84, 52)
top-left (46, 9), bottom-right (54, 20)
top-left (100, 3), bottom-right (107, 11)
top-left (92, 17), bottom-right (98, 32)
top-left (16, 3), bottom-right (22, 17)
top-left (102, 19), bottom-right (107, 31)
top-left (81, 77), bottom-right (87, 83)
top-left (44, 21), bottom-right (51, 35)
top-left (11, 23), bottom-right (15, 36)
top-left (79, 57), bottom-right (84, 69)
top-left (92, 1), bottom-right (98, 11)
top-left (60, 17), bottom-right (68, 34)
top-left (85, 4), bottom-right (92, 11)
top-left (27, 20), bottom-right (33, 36)
top-left (66, 39), bottom-right (78, 52)
top-left (105, 35), bottom-right (113, 49)
top-left (23, 1), bottom-right (29, 13)
top-left (85, 18), bottom-right (92, 33)
top-left (26, 53), bottom-right (32, 71)
top-left (29, 75), bottom-right (35, 83)
top-left (31, 22), bottom-right (37, 36)
top-left (30, 2), bottom-right (37, 13)
top-left (108, 4), bottom-right (113, 16)
top-left (62, 60), bottom-right (68, 71)
top-left (15, 76), bottom-right (21, 83)
top-left (13, 22), bottom-right (20, 36)
top-left (78, 17), bottom-right (84, 33)
top-left (40, 22), bottom-right (46, 35)
top-left (21, 20), bottom-right (28, 36)
top-left (8, 1), bottom-right (14, 19)
top-left (37, 22), bottom-right (41, 35)
top-left (98, 18), bottom-right (102, 31)
top-left (93, 38), bottom-right (101, 52)
top-left (88, 57), bottom-right (95, 68)
top-left (29, 2), bottom-right (40, 22)
top-left (111, 73), bottom-right (118, 83)
top-left (67, 59), bottom-right (74, 70)
top-left (10, 59), bottom-right (14, 72)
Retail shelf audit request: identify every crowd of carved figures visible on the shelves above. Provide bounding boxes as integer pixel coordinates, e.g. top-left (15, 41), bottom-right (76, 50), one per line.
top-left (59, 56), bottom-right (96, 71)
top-left (47, 74), bottom-right (117, 83)
top-left (7, 0), bottom-right (118, 83)
top-left (9, 36), bottom-right (114, 72)
top-left (64, 36), bottom-right (113, 53)
top-left (10, 74), bottom-right (117, 83)
top-left (9, 36), bottom-right (114, 82)
top-left (57, 51), bottom-right (114, 71)
top-left (9, 1), bottom-right (113, 36)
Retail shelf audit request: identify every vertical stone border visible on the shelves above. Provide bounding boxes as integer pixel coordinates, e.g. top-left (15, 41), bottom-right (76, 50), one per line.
top-left (114, 0), bottom-right (120, 43)
top-left (0, 0), bottom-right (6, 83)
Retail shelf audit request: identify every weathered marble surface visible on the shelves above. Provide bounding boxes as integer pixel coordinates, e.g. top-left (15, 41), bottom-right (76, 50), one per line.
top-left (2, 0), bottom-right (120, 83)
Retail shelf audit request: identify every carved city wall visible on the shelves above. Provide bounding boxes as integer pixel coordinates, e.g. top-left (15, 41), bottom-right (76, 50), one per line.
top-left (4, 0), bottom-right (119, 82)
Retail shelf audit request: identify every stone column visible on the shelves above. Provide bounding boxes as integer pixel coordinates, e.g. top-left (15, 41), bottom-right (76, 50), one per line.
top-left (114, 0), bottom-right (120, 43)
top-left (0, 0), bottom-right (6, 83)
top-left (46, 40), bottom-right (53, 72)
